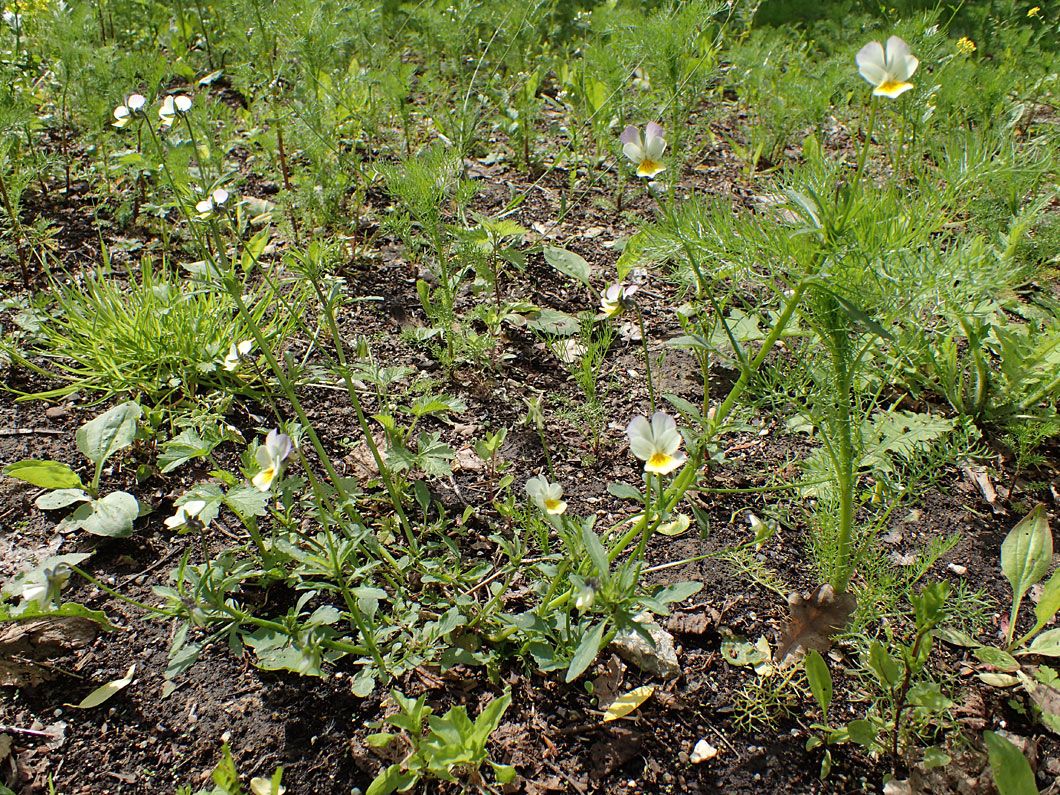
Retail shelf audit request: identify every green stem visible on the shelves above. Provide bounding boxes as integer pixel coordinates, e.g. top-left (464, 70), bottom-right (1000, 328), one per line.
top-left (634, 303), bottom-right (655, 412)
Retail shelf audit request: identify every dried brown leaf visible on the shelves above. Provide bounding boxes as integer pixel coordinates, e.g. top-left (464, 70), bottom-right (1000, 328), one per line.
top-left (667, 611), bottom-right (713, 635)
top-left (775, 584), bottom-right (856, 661)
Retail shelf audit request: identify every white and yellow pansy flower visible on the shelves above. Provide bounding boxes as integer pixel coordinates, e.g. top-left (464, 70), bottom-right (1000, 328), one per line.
top-left (856, 36), bottom-right (918, 99)
top-left (252, 429), bottom-right (293, 491)
top-left (525, 474), bottom-right (567, 516)
top-left (620, 122), bottom-right (667, 178)
top-left (626, 410), bottom-right (687, 475)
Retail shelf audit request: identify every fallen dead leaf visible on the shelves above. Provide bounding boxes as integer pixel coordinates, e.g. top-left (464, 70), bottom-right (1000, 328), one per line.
top-left (601, 685), bottom-right (653, 722)
top-left (775, 584), bottom-right (857, 661)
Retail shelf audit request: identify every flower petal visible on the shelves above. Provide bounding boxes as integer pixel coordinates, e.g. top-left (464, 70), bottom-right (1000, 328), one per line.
top-left (856, 40), bottom-right (888, 86)
top-left (622, 141), bottom-right (644, 163)
top-left (619, 125), bottom-right (641, 146)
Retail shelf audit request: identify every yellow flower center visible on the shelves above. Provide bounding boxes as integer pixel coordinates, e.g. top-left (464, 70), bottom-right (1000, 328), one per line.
top-left (647, 453), bottom-right (671, 470)
top-left (637, 159), bottom-right (663, 177)
top-left (544, 498), bottom-right (564, 514)
top-left (874, 80), bottom-right (913, 98)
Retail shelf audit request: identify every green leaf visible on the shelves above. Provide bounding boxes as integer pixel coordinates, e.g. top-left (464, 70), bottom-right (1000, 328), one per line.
top-left (581, 524), bottom-right (611, 586)
top-left (525, 308), bottom-right (580, 336)
top-left (922, 747), bottom-right (951, 770)
top-left (906, 682), bottom-right (953, 711)
top-left (0, 598), bottom-right (113, 630)
top-left (158, 429), bottom-right (215, 474)
top-left (652, 581), bottom-right (703, 605)
top-left (804, 649), bottom-right (832, 716)
top-left (984, 731), bottom-right (1038, 795)
top-left (1032, 569), bottom-right (1060, 637)
top-left (75, 401), bottom-right (142, 468)
top-left (543, 246), bottom-right (591, 286)
top-left (934, 627), bottom-right (979, 647)
top-left (868, 641), bottom-right (901, 686)
top-left (224, 486), bottom-right (270, 517)
top-left (1023, 628), bottom-right (1060, 658)
top-left (606, 483), bottom-right (643, 502)
top-left (64, 491), bottom-right (139, 537)
top-left (845, 719), bottom-right (877, 750)
top-left (3, 460), bottom-right (84, 490)
top-left (490, 762), bottom-right (517, 784)
top-left (566, 621), bottom-right (607, 682)
top-left (35, 488), bottom-right (90, 510)
top-left (366, 763), bottom-right (418, 795)
top-left (69, 664), bottom-right (135, 709)
top-left (974, 646), bottom-right (1021, 672)
top-left (473, 690), bottom-right (512, 741)
top-left (1002, 505), bottom-right (1052, 605)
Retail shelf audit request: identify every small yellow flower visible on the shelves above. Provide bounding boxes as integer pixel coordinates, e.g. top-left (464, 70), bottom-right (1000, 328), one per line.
top-left (956, 36), bottom-right (976, 54)
top-left (1028, 6), bottom-right (1040, 18)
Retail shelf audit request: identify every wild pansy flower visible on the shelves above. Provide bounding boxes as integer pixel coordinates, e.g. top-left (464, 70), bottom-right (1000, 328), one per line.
top-left (252, 429), bottom-right (293, 491)
top-left (626, 410), bottom-right (687, 475)
top-left (159, 94), bottom-right (192, 127)
top-left (525, 474), bottom-right (567, 515)
top-left (1028, 6), bottom-right (1040, 17)
top-left (856, 36), bottom-right (918, 99)
top-left (620, 122), bottom-right (667, 178)
top-left (599, 283), bottom-right (638, 318)
top-left (196, 187), bottom-right (230, 217)
top-left (164, 499), bottom-right (209, 530)
top-left (113, 94), bottom-right (146, 128)
top-left (223, 339), bottom-right (253, 371)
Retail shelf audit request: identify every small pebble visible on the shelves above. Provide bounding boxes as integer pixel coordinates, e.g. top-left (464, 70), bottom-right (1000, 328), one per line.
top-left (689, 739), bottom-right (718, 763)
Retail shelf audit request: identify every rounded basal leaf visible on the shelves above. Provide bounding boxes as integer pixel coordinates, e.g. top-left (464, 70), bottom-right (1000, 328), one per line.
top-left (1023, 628), bottom-right (1060, 657)
top-left (35, 488), bottom-right (91, 510)
top-left (75, 402), bottom-right (142, 468)
top-left (974, 646), bottom-right (1020, 672)
top-left (4, 460), bottom-right (84, 491)
top-left (77, 491), bottom-right (140, 537)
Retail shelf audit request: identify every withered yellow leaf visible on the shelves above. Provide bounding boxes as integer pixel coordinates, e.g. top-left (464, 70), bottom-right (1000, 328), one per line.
top-left (602, 685), bottom-right (654, 722)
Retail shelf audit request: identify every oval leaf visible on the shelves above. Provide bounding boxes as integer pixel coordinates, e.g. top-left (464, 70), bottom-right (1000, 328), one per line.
top-left (75, 401), bottom-right (142, 468)
top-left (525, 308), bottom-right (580, 336)
top-left (1001, 505), bottom-right (1051, 604)
top-left (804, 649), bottom-right (832, 716)
top-left (984, 731), bottom-right (1038, 795)
top-left (70, 664), bottom-right (135, 709)
top-left (543, 246), bottom-right (591, 286)
top-left (35, 488), bottom-right (90, 510)
top-left (78, 491), bottom-right (140, 538)
top-left (602, 685), bottom-right (654, 722)
top-left (974, 646), bottom-right (1021, 672)
top-left (3, 460), bottom-right (84, 491)
top-left (1022, 628), bottom-right (1060, 658)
